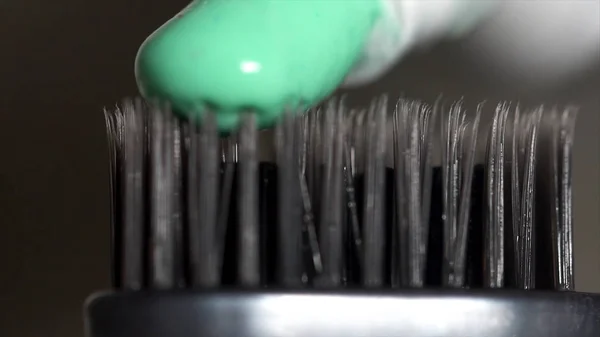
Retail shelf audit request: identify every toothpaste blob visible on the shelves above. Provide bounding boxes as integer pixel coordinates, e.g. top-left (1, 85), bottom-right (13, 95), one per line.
top-left (135, 0), bottom-right (382, 131)
top-left (135, 0), bottom-right (497, 132)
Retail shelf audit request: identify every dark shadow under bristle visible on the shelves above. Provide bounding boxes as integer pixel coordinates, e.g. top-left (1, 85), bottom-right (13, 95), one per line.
top-left (217, 142), bottom-right (237, 285)
top-left (276, 112), bottom-right (305, 287)
top-left (219, 164), bottom-right (238, 287)
top-left (426, 164), bottom-right (485, 288)
top-left (104, 97), bottom-right (576, 292)
top-left (259, 163), bottom-right (278, 286)
top-left (465, 165), bottom-right (485, 288)
top-left (425, 167), bottom-right (444, 286)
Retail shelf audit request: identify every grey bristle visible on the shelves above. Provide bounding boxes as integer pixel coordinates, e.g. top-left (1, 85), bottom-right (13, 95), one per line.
top-left (104, 105), bottom-right (123, 288)
top-left (392, 101), bottom-right (408, 287)
top-left (483, 102), bottom-right (509, 288)
top-left (343, 112), bottom-right (362, 274)
top-left (562, 108), bottom-right (577, 289)
top-left (406, 101), bottom-right (425, 287)
top-left (299, 113), bottom-right (323, 276)
top-left (419, 100), bottom-right (437, 268)
top-left (444, 101), bottom-right (467, 287)
top-left (362, 96), bottom-right (387, 287)
top-left (120, 98), bottom-right (145, 290)
top-left (189, 112), bottom-right (219, 287)
top-left (238, 113), bottom-right (260, 286)
top-left (316, 100), bottom-right (344, 287)
top-left (518, 107), bottom-right (543, 289)
top-left (171, 118), bottom-right (185, 287)
top-left (510, 105), bottom-right (522, 287)
top-left (149, 102), bottom-right (176, 288)
top-left (534, 106), bottom-right (578, 291)
top-left (104, 96), bottom-right (577, 291)
top-left (449, 102), bottom-right (482, 288)
top-left (557, 107), bottom-right (577, 290)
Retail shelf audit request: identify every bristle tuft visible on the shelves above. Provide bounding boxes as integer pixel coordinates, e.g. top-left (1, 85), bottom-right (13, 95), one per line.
top-left (103, 96), bottom-right (576, 291)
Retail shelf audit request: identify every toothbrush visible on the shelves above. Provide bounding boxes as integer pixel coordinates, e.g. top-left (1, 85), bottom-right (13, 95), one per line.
top-left (82, 2), bottom-right (600, 335)
top-left (87, 97), bottom-right (600, 337)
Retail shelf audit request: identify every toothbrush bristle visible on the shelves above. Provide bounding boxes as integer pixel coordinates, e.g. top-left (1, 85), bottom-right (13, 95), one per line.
top-left (237, 113), bottom-right (260, 287)
top-left (189, 112), bottom-right (219, 287)
top-left (120, 98), bottom-right (145, 290)
top-left (104, 96), bottom-right (576, 291)
top-left (148, 102), bottom-right (177, 289)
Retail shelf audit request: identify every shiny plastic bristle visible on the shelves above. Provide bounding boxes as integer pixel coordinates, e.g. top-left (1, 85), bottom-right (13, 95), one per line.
top-left (104, 97), bottom-right (576, 291)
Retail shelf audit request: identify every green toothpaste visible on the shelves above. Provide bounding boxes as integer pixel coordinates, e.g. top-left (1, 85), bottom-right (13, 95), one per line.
top-left (135, 0), bottom-right (382, 131)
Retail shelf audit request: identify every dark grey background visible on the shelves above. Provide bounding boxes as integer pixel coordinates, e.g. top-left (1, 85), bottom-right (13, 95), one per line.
top-left (0, 1), bottom-right (598, 337)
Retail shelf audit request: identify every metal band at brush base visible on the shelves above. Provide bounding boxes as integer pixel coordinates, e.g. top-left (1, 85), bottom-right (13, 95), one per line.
top-left (85, 290), bottom-right (600, 337)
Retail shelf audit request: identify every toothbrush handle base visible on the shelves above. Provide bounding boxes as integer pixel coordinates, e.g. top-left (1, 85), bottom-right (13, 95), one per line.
top-left (85, 289), bottom-right (600, 337)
